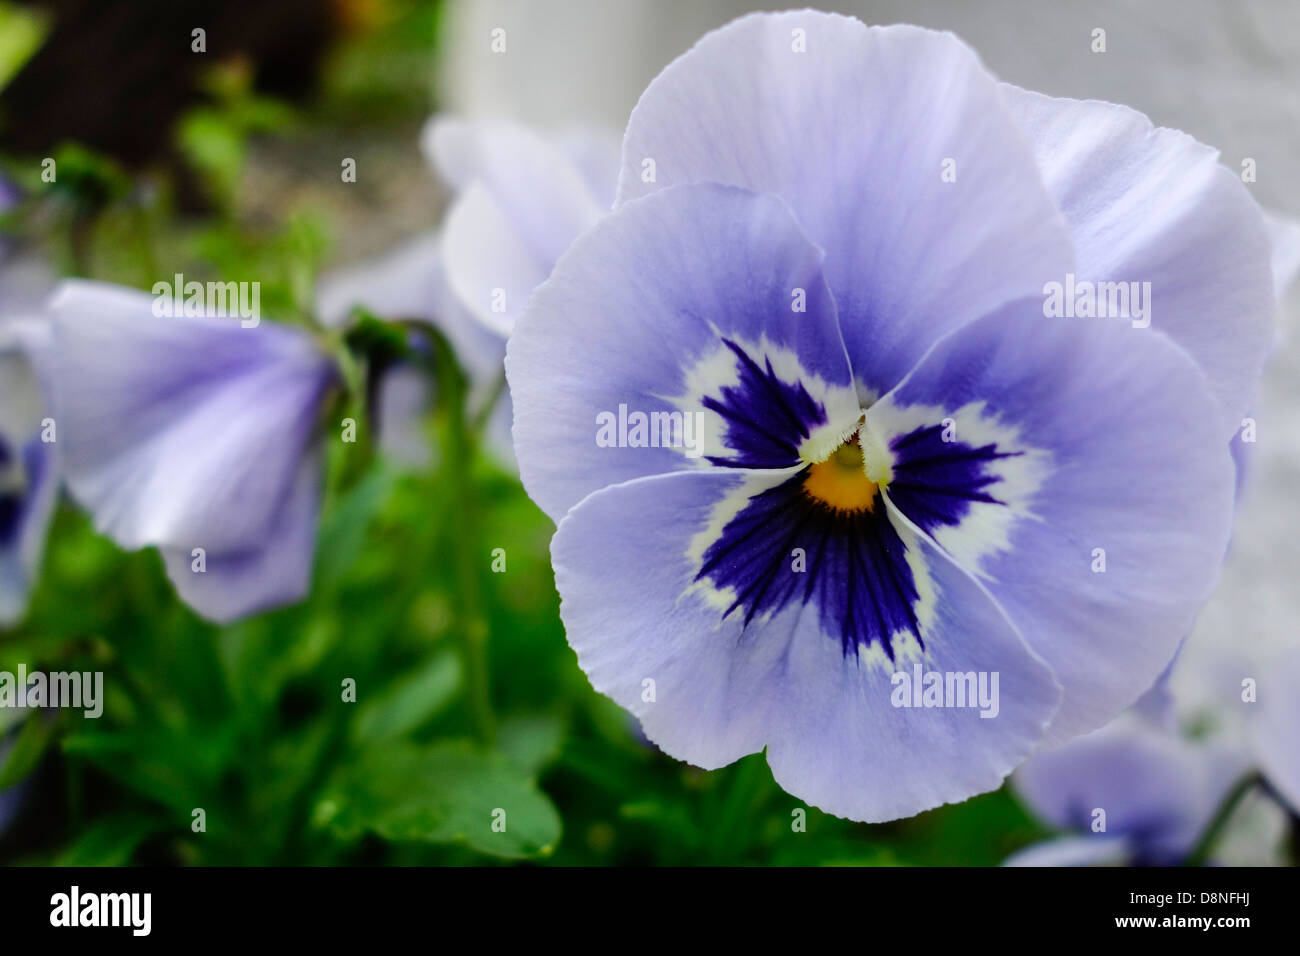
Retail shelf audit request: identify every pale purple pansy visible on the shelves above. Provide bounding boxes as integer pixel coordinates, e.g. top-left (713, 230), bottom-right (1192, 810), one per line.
top-left (0, 317), bottom-right (57, 628)
top-left (0, 709), bottom-right (29, 835)
top-left (0, 178), bottom-right (57, 627)
top-left (49, 281), bottom-right (339, 624)
top-left (315, 230), bottom-right (506, 466)
top-left (1253, 646), bottom-right (1300, 815)
top-left (1008, 659), bottom-right (1294, 866)
top-left (507, 12), bottom-right (1275, 820)
top-left (1007, 707), bottom-right (1248, 866)
top-left (422, 115), bottom-right (617, 340)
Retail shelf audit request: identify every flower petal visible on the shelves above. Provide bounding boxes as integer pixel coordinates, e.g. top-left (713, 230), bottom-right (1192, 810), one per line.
top-left (1003, 834), bottom-right (1133, 867)
top-left (0, 437), bottom-right (56, 627)
top-left (315, 232), bottom-right (443, 329)
top-left (440, 183), bottom-right (552, 338)
top-left (50, 281), bottom-right (336, 555)
top-left (159, 449), bottom-right (322, 624)
top-left (0, 321), bottom-right (57, 627)
top-left (552, 466), bottom-right (1059, 823)
top-left (1253, 646), bottom-right (1300, 813)
top-left (1001, 86), bottom-right (1275, 441)
top-left (424, 116), bottom-right (605, 336)
top-left (1265, 210), bottom-right (1300, 305)
top-left (374, 362), bottom-right (435, 470)
top-left (553, 126), bottom-right (621, 210)
top-left (314, 231), bottom-right (505, 386)
top-left (1012, 715), bottom-right (1247, 863)
top-left (863, 299), bottom-right (1236, 742)
top-left (508, 183), bottom-right (859, 522)
top-left (618, 12), bottom-right (1074, 399)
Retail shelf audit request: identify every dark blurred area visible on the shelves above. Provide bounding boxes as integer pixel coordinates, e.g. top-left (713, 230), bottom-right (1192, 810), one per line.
top-left (0, 0), bottom-right (349, 207)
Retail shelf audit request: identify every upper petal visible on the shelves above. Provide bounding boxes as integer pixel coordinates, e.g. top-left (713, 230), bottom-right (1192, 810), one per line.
top-left (1001, 86), bottom-right (1275, 442)
top-left (618, 12), bottom-right (1074, 399)
top-left (508, 183), bottom-right (859, 523)
top-left (424, 115), bottom-right (606, 336)
top-left (50, 280), bottom-right (337, 554)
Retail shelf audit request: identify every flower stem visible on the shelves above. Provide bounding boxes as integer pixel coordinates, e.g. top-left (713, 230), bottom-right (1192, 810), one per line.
top-left (434, 332), bottom-right (495, 747)
top-left (1185, 771), bottom-right (1262, 866)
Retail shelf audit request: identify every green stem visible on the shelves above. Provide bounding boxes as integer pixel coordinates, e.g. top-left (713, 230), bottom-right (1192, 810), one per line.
top-left (336, 315), bottom-right (497, 744)
top-left (469, 370), bottom-right (508, 434)
top-left (435, 336), bottom-right (495, 747)
top-left (1185, 771), bottom-right (1261, 866)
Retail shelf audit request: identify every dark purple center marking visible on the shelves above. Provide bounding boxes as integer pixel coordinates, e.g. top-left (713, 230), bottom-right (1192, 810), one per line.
top-left (691, 345), bottom-right (1021, 659)
top-left (695, 473), bottom-right (921, 660)
top-left (0, 435), bottom-right (47, 549)
top-left (885, 423), bottom-right (1019, 536)
top-left (702, 338), bottom-right (827, 470)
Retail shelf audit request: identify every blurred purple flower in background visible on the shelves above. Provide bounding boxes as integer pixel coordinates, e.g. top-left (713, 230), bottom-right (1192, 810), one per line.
top-left (50, 281), bottom-right (339, 624)
top-left (1254, 647), bottom-right (1300, 814)
top-left (507, 11), bottom-right (1278, 821)
top-left (0, 319), bottom-right (56, 627)
top-left (1007, 674), bottom-right (1247, 867)
top-left (0, 180), bottom-right (57, 627)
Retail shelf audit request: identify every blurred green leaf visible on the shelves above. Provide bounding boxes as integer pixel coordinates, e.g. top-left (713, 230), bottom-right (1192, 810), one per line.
top-left (176, 110), bottom-right (244, 201)
top-left (53, 814), bottom-right (164, 866)
top-left (316, 465), bottom-right (398, 589)
top-left (497, 713), bottom-right (564, 775)
top-left (319, 740), bottom-right (561, 859)
top-left (0, 712), bottom-right (55, 788)
top-left (0, 2), bottom-right (48, 94)
top-left (351, 650), bottom-right (461, 743)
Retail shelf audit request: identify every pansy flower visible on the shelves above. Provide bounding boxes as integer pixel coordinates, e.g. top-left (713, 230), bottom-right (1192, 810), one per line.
top-left (0, 177), bottom-right (57, 627)
top-left (507, 12), bottom-right (1275, 820)
top-left (0, 318), bottom-right (57, 627)
top-left (50, 281), bottom-right (339, 624)
top-left (423, 115), bottom-right (617, 340)
top-left (1006, 706), bottom-right (1248, 866)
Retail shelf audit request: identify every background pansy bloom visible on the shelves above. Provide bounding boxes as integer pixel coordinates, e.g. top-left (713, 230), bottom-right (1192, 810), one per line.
top-left (0, 176), bottom-right (56, 627)
top-left (507, 12), bottom-right (1275, 821)
top-left (316, 115), bottom-right (619, 467)
top-left (0, 317), bottom-right (57, 627)
top-left (50, 281), bottom-right (340, 624)
top-left (1006, 708), bottom-right (1248, 867)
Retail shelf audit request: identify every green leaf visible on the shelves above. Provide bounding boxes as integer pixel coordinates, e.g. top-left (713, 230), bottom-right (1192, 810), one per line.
top-left (0, 2), bottom-right (48, 93)
top-left (319, 740), bottom-right (561, 859)
top-left (62, 731), bottom-right (208, 814)
top-left (315, 465), bottom-right (398, 588)
top-left (0, 711), bottom-right (56, 788)
top-left (497, 713), bottom-right (563, 775)
top-left (176, 109), bottom-right (244, 202)
top-left (53, 814), bottom-right (163, 866)
top-left (350, 650), bottom-right (461, 743)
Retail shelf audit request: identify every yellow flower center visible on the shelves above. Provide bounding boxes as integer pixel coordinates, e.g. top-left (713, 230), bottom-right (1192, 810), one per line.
top-left (803, 435), bottom-right (879, 513)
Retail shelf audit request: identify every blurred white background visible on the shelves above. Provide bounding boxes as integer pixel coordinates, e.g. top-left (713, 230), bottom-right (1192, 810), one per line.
top-left (439, 0), bottom-right (1300, 217)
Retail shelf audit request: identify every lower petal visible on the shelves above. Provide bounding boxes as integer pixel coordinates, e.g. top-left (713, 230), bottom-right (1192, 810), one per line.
top-left (552, 467), bottom-right (1058, 822)
top-left (159, 450), bottom-right (322, 624)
